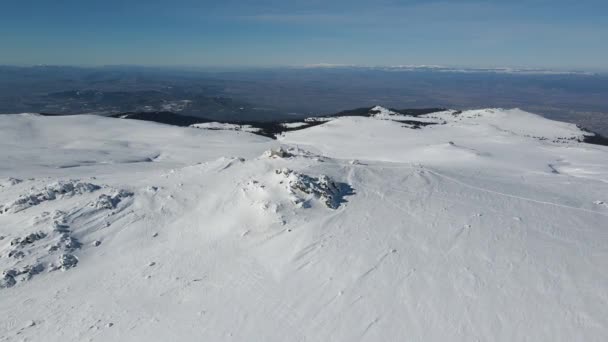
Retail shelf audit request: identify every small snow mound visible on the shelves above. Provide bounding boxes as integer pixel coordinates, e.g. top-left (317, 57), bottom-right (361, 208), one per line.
top-left (0, 181), bottom-right (101, 214)
top-left (274, 168), bottom-right (353, 209)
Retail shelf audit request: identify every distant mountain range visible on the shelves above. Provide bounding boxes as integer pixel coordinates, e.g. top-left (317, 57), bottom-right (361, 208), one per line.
top-left (300, 64), bottom-right (598, 76)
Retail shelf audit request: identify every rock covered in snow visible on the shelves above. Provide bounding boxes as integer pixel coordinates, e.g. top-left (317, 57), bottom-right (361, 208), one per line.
top-left (58, 254), bottom-right (79, 270)
top-left (0, 181), bottom-right (101, 214)
top-left (92, 190), bottom-right (134, 209)
top-left (263, 147), bottom-right (295, 159)
top-left (52, 233), bottom-right (81, 252)
top-left (0, 187), bottom-right (135, 289)
top-left (274, 168), bottom-right (352, 209)
top-left (0, 272), bottom-right (17, 288)
top-left (0, 177), bottom-right (22, 187)
top-left (10, 231), bottom-right (46, 247)
top-left (262, 146), bottom-right (326, 161)
top-left (0, 263), bottom-right (44, 288)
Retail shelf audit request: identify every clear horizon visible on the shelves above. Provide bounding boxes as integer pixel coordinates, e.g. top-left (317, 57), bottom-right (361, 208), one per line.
top-left (2, 64), bottom-right (607, 74)
top-left (1, 1), bottom-right (607, 71)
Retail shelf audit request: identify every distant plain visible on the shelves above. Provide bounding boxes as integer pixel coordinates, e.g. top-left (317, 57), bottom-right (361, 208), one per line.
top-left (1, 65), bottom-right (607, 135)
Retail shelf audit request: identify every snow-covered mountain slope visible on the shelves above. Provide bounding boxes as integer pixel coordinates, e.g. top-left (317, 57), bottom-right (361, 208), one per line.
top-left (1, 110), bottom-right (607, 341)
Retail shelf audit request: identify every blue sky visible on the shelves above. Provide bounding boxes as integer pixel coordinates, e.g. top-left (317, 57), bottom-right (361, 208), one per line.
top-left (1, 0), bottom-right (607, 70)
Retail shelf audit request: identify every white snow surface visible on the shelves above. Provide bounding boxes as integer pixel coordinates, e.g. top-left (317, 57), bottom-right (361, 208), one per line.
top-left (1, 110), bottom-right (607, 341)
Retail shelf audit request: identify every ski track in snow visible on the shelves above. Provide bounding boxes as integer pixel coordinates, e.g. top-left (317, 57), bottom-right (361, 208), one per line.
top-left (426, 168), bottom-right (608, 217)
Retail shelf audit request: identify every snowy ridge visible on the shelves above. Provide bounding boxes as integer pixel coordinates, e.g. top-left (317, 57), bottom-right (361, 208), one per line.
top-left (369, 105), bottom-right (400, 119)
top-left (0, 110), bottom-right (607, 341)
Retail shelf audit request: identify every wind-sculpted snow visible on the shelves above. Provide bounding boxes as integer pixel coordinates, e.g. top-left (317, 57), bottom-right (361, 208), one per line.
top-left (1, 109), bottom-right (608, 341)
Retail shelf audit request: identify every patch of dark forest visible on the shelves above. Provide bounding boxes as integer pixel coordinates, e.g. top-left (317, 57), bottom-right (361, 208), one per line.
top-left (102, 106), bottom-right (445, 138)
top-left (579, 126), bottom-right (608, 146)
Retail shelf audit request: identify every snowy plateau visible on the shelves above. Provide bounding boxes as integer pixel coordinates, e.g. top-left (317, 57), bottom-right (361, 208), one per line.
top-left (0, 107), bottom-right (607, 341)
